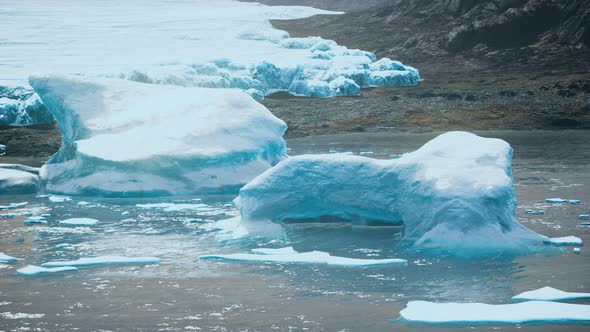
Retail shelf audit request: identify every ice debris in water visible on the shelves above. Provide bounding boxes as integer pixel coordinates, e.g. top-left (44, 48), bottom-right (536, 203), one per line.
top-left (543, 236), bottom-right (583, 246)
top-left (41, 255), bottom-right (161, 267)
top-left (30, 74), bottom-right (287, 196)
top-left (17, 265), bottom-right (78, 276)
top-left (0, 167), bottom-right (40, 195)
top-left (545, 198), bottom-right (567, 203)
top-left (513, 286), bottom-right (590, 302)
top-left (1, 213), bottom-right (15, 218)
top-left (569, 200), bottom-right (582, 204)
top-left (23, 216), bottom-right (47, 225)
top-left (59, 218), bottom-right (98, 226)
top-left (579, 215), bottom-right (590, 220)
top-left (0, 253), bottom-right (18, 263)
top-left (524, 210), bottom-right (544, 215)
top-left (200, 247), bottom-right (407, 266)
top-left (399, 300), bottom-right (590, 324)
top-left (235, 132), bottom-right (547, 254)
top-left (48, 195), bottom-right (71, 203)
top-left (136, 203), bottom-right (212, 212)
top-left (574, 247), bottom-right (581, 254)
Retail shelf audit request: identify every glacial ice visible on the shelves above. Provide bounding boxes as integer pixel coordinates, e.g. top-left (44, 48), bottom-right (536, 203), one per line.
top-left (0, 87), bottom-right (52, 126)
top-left (200, 249), bottom-right (407, 266)
top-left (235, 132), bottom-right (546, 253)
top-left (17, 265), bottom-right (78, 276)
top-left (543, 236), bottom-right (583, 246)
top-left (399, 300), bottom-right (590, 324)
top-left (546, 198), bottom-right (567, 203)
top-left (0, 253), bottom-right (18, 263)
top-left (59, 218), bottom-right (99, 227)
top-left (512, 286), bottom-right (590, 302)
top-left (0, 167), bottom-right (40, 195)
top-left (41, 255), bottom-right (161, 267)
top-left (30, 74), bottom-right (287, 196)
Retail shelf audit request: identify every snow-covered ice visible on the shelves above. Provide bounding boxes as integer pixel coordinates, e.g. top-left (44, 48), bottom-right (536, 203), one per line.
top-left (31, 74), bottom-right (287, 196)
top-left (23, 216), bottom-right (47, 225)
top-left (48, 195), bottom-right (71, 203)
top-left (0, 167), bottom-right (40, 195)
top-left (200, 250), bottom-right (407, 266)
top-left (574, 247), bottom-right (582, 254)
top-left (579, 215), bottom-right (590, 220)
top-left (59, 218), bottom-right (99, 227)
top-left (546, 198), bottom-right (567, 203)
top-left (0, 253), bottom-right (18, 263)
top-left (524, 210), bottom-right (544, 215)
top-left (512, 286), bottom-right (590, 302)
top-left (569, 200), bottom-right (582, 204)
top-left (399, 300), bottom-right (590, 324)
top-left (236, 132), bottom-right (546, 253)
top-left (543, 236), bottom-right (583, 246)
top-left (17, 265), bottom-right (78, 276)
top-left (41, 255), bottom-right (161, 267)
top-left (1, 213), bottom-right (15, 218)
top-left (251, 247), bottom-right (298, 255)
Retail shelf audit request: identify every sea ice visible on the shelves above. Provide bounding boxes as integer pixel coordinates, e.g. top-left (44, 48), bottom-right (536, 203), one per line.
top-left (59, 218), bottom-right (99, 226)
top-left (30, 74), bottom-right (287, 196)
top-left (546, 198), bottom-right (567, 203)
top-left (512, 286), bottom-right (590, 301)
top-left (200, 250), bottom-right (407, 266)
top-left (48, 195), bottom-right (71, 203)
top-left (0, 253), bottom-right (18, 263)
top-left (236, 132), bottom-right (546, 253)
top-left (570, 200), bottom-right (582, 204)
top-left (251, 247), bottom-right (298, 255)
top-left (574, 247), bottom-right (581, 254)
top-left (41, 255), bottom-right (161, 267)
top-left (0, 167), bottom-right (40, 195)
top-left (23, 216), bottom-right (47, 225)
top-left (543, 236), bottom-right (583, 246)
top-left (17, 265), bottom-right (78, 276)
top-left (399, 300), bottom-right (590, 324)
top-left (1, 213), bottom-right (15, 218)
top-left (579, 215), bottom-right (590, 220)
top-left (524, 210), bottom-right (544, 215)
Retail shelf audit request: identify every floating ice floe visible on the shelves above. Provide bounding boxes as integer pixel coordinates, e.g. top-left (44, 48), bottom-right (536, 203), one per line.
top-left (1, 213), bottom-right (15, 218)
top-left (399, 300), bottom-right (590, 324)
top-left (235, 132), bottom-right (547, 253)
top-left (136, 203), bottom-right (212, 212)
top-left (48, 195), bottom-right (71, 203)
top-left (17, 265), bottom-right (78, 276)
top-left (543, 236), bottom-right (583, 246)
top-left (513, 286), bottom-right (590, 302)
top-left (524, 210), bottom-right (544, 215)
top-left (574, 247), bottom-right (582, 254)
top-left (0, 253), bottom-right (18, 263)
top-left (59, 218), bottom-right (98, 226)
top-left (570, 200), bottom-right (582, 204)
top-left (23, 216), bottom-right (47, 225)
top-left (41, 255), bottom-right (161, 267)
top-left (200, 248), bottom-right (407, 266)
top-left (0, 167), bottom-right (40, 195)
top-left (546, 198), bottom-right (567, 203)
top-left (580, 215), bottom-right (590, 220)
top-left (31, 74), bottom-right (287, 196)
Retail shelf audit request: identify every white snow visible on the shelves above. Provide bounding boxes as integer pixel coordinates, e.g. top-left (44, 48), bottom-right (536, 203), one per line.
top-left (399, 300), bottom-right (590, 324)
top-left (41, 255), bottom-right (161, 267)
top-left (236, 132), bottom-right (546, 253)
top-left (0, 167), bottom-right (40, 195)
top-left (31, 74), bottom-right (287, 196)
top-left (543, 236), bottom-right (583, 246)
top-left (59, 218), bottom-right (99, 226)
top-left (17, 265), bottom-right (78, 276)
top-left (0, 253), bottom-right (18, 263)
top-left (512, 286), bottom-right (590, 302)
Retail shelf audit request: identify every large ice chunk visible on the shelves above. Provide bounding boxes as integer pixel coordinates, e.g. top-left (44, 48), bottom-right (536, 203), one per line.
top-left (0, 167), bottom-right (40, 195)
top-left (17, 265), bottom-right (78, 276)
top-left (30, 74), bottom-right (287, 196)
top-left (41, 255), bottom-right (161, 267)
top-left (0, 86), bottom-right (53, 126)
top-left (512, 286), bottom-right (590, 302)
top-left (236, 132), bottom-right (546, 253)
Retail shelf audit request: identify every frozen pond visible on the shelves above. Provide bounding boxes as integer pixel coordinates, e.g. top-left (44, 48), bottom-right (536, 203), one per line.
top-left (1, 130), bottom-right (589, 331)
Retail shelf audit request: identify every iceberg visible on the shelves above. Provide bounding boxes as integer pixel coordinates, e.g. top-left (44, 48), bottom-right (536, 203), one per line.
top-left (41, 255), bottom-right (161, 267)
top-left (200, 250), bottom-right (407, 266)
top-left (512, 286), bottom-right (590, 302)
top-left (399, 300), bottom-right (590, 324)
top-left (59, 218), bottom-right (99, 227)
top-left (236, 132), bottom-right (546, 253)
top-left (0, 167), bottom-right (40, 195)
top-left (17, 265), bottom-right (78, 276)
top-left (0, 253), bottom-right (18, 263)
top-left (30, 74), bottom-right (287, 196)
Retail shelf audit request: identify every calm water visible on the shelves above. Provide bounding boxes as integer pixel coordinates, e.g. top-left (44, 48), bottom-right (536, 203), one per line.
top-left (1, 130), bottom-right (589, 331)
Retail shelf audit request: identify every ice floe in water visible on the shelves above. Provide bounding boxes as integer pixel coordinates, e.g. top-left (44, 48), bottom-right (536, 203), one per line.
top-left (0, 167), bottom-right (39, 195)
top-left (399, 300), bottom-right (590, 324)
top-left (235, 132), bottom-right (547, 254)
top-left (41, 255), bottom-right (161, 267)
top-left (543, 236), bottom-right (583, 246)
top-left (59, 218), bottom-right (99, 226)
top-left (200, 248), bottom-right (407, 266)
top-left (16, 265), bottom-right (78, 276)
top-left (512, 286), bottom-right (590, 302)
top-left (0, 253), bottom-right (18, 263)
top-left (545, 198), bottom-right (567, 203)
top-left (31, 74), bottom-right (287, 196)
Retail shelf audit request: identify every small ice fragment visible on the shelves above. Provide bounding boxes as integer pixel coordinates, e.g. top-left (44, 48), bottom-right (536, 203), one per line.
top-left (399, 300), bottom-right (590, 324)
top-left (512, 286), bottom-right (590, 301)
top-left (104, 228), bottom-right (116, 234)
top-left (328, 149), bottom-right (338, 154)
top-left (574, 247), bottom-right (581, 254)
top-left (342, 152), bottom-right (354, 155)
top-left (1, 213), bottom-right (15, 218)
top-left (121, 211), bottom-right (130, 215)
top-left (580, 222), bottom-right (590, 227)
top-left (359, 151), bottom-right (374, 156)
top-left (546, 198), bottom-right (567, 203)
top-left (544, 236), bottom-right (583, 246)
top-left (59, 218), bottom-right (98, 226)
top-left (41, 255), bottom-right (161, 267)
top-left (24, 216), bottom-right (47, 225)
top-left (188, 218), bottom-right (204, 223)
top-left (40, 213), bottom-right (51, 217)
top-left (524, 210), bottom-right (545, 215)
top-left (569, 200), bottom-right (581, 204)
top-left (48, 195), bottom-right (71, 203)
top-left (579, 215), bottom-right (590, 220)
top-left (200, 251), bottom-right (407, 266)
top-left (0, 253), bottom-right (18, 263)
top-left (77, 201), bottom-right (90, 206)
top-left (55, 243), bottom-right (72, 249)
top-left (20, 211), bottom-right (33, 217)
top-left (10, 202), bottom-right (28, 208)
top-left (17, 265), bottom-right (78, 276)
top-left (251, 247), bottom-right (298, 255)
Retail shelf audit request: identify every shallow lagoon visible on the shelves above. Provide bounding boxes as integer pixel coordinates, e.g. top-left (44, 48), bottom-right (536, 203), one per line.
top-left (0, 130), bottom-right (589, 331)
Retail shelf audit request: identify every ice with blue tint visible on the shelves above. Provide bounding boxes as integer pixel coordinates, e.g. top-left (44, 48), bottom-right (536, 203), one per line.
top-left (236, 132), bottom-right (547, 254)
top-left (579, 215), bottom-right (590, 220)
top-left (59, 218), bottom-right (99, 227)
top-left (200, 249), bottom-right (407, 266)
top-left (17, 265), bottom-right (78, 276)
top-left (512, 286), bottom-right (590, 302)
top-left (30, 74), bottom-right (287, 196)
top-left (0, 167), bottom-right (40, 195)
top-left (41, 256), bottom-right (161, 268)
top-left (0, 253), bottom-right (18, 263)
top-left (251, 247), bottom-right (298, 255)
top-left (0, 0), bottom-right (420, 125)
top-left (546, 198), bottom-right (567, 203)
top-left (399, 300), bottom-right (590, 324)
top-left (543, 236), bottom-right (583, 246)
